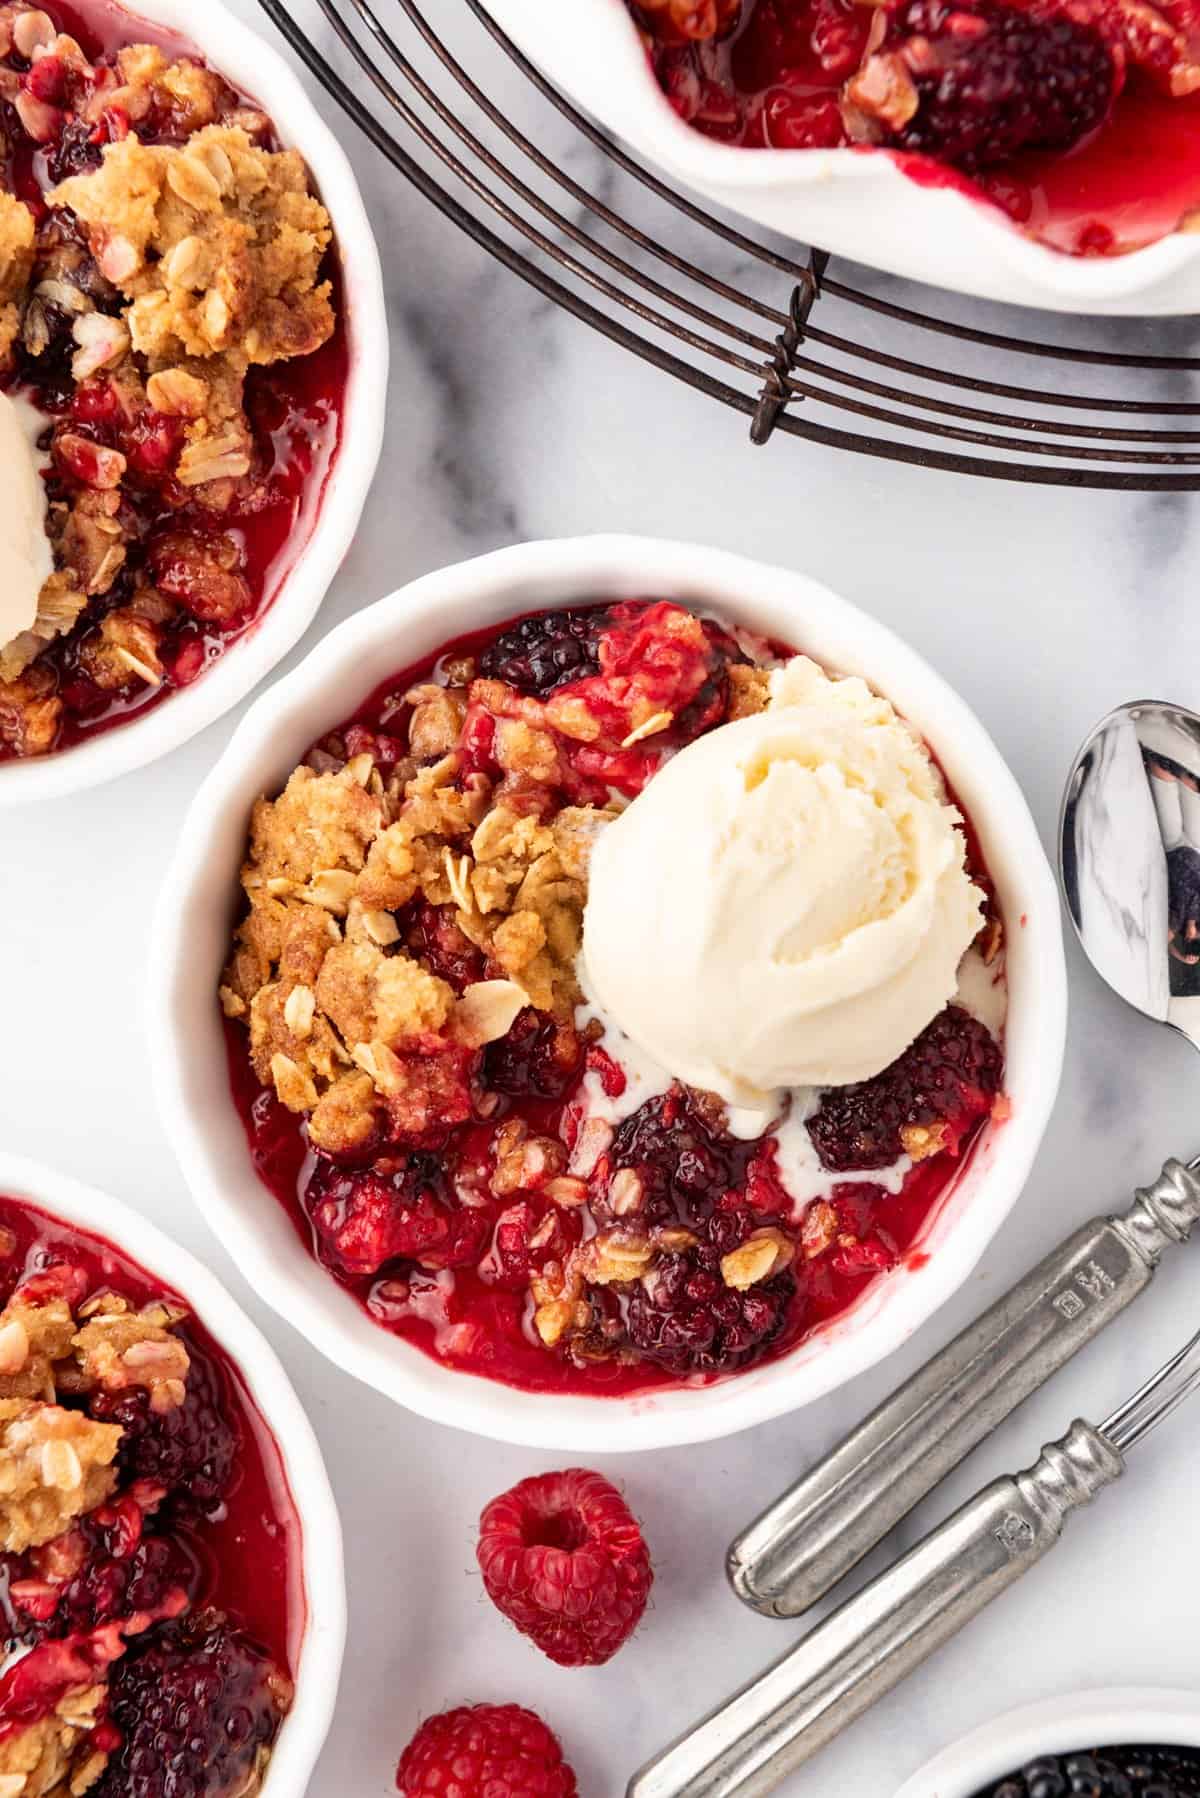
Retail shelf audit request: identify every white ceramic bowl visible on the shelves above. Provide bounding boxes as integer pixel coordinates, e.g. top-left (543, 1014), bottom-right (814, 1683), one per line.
top-left (897, 1689), bottom-right (1200, 1796)
top-left (484, 0), bottom-right (1200, 315)
top-left (0, 1150), bottom-right (345, 1798)
top-left (0, 0), bottom-right (387, 808)
top-left (149, 534), bottom-right (1067, 1453)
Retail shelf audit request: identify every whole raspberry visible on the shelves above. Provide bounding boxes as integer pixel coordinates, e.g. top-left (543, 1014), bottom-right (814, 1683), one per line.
top-left (845, 0), bottom-right (1119, 169)
top-left (476, 1469), bottom-right (652, 1668)
top-left (96, 1612), bottom-right (290, 1798)
top-left (90, 1340), bottom-right (238, 1519)
top-left (808, 1005), bottom-right (1003, 1171)
top-left (396, 1703), bottom-right (578, 1798)
top-left (305, 1158), bottom-right (489, 1278)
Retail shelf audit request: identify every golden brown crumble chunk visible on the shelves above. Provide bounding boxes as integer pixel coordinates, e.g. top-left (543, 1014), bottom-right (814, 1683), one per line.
top-left (0, 1682), bottom-right (110, 1798)
top-left (219, 621), bottom-right (654, 1152)
top-left (0, 1401), bottom-right (121, 1553)
top-left (70, 1294), bottom-right (190, 1414)
top-left (49, 125), bottom-right (332, 367)
top-left (0, 666), bottom-right (61, 759)
top-left (314, 940), bottom-right (454, 1057)
top-left (728, 663), bottom-right (771, 719)
top-left (76, 588), bottom-right (175, 694)
top-left (0, 1297), bottom-right (78, 1404)
top-left (104, 44), bottom-right (230, 138)
top-left (247, 763), bottom-right (382, 888)
top-left (224, 737), bottom-right (594, 1140)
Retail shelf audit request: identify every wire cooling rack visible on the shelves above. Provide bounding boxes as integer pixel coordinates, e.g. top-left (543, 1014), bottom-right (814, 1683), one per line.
top-left (258, 0), bottom-right (1200, 489)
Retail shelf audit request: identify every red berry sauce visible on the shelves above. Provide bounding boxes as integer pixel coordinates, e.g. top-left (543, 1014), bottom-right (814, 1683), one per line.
top-left (630, 0), bottom-right (1200, 256)
top-left (0, 1192), bottom-right (300, 1692)
top-left (226, 601), bottom-right (1007, 1400)
top-left (0, 0), bottom-right (347, 761)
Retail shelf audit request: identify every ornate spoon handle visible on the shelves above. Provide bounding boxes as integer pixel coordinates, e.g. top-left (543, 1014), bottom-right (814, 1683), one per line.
top-left (728, 1157), bottom-right (1200, 1620)
top-left (629, 1422), bottom-right (1123, 1798)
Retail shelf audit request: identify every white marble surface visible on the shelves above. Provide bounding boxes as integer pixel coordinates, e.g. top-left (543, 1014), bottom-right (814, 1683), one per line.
top-left (6, 3), bottom-right (1200, 1793)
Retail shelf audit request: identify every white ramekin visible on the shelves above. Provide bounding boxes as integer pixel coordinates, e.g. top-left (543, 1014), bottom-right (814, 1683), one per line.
top-left (0, 1151), bottom-right (345, 1798)
top-left (483, 0), bottom-right (1200, 315)
top-left (897, 1689), bottom-right (1200, 1796)
top-left (0, 0), bottom-right (387, 808)
top-left (149, 534), bottom-right (1067, 1453)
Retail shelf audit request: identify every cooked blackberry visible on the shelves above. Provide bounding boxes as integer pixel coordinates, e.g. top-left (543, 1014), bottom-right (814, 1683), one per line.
top-left (624, 1201), bottom-right (796, 1374)
top-left (482, 1008), bottom-right (583, 1100)
top-left (607, 1088), bottom-right (759, 1229)
top-left (855, 0), bottom-right (1118, 170)
top-left (477, 608), bottom-right (609, 696)
top-left (96, 1611), bottom-right (290, 1798)
top-left (91, 1339), bottom-right (239, 1519)
top-left (808, 1006), bottom-right (1002, 1171)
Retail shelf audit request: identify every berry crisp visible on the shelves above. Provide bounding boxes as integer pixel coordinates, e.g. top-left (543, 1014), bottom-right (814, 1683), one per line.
top-left (222, 598), bottom-right (1007, 1398)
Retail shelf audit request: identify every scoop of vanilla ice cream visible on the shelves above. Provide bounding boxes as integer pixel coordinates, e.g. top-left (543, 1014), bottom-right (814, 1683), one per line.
top-left (580, 655), bottom-right (984, 1109)
top-left (0, 390), bottom-right (51, 657)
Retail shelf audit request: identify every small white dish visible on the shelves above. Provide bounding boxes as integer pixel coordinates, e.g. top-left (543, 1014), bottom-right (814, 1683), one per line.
top-left (483, 0), bottom-right (1200, 315)
top-left (149, 533), bottom-right (1067, 1453)
top-left (0, 1149), bottom-right (345, 1798)
top-left (897, 1688), bottom-right (1200, 1796)
top-left (0, 0), bottom-right (388, 808)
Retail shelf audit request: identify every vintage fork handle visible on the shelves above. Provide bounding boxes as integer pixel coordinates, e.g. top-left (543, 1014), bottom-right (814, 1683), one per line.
top-left (628, 1422), bottom-right (1123, 1798)
top-left (727, 1157), bottom-right (1200, 1621)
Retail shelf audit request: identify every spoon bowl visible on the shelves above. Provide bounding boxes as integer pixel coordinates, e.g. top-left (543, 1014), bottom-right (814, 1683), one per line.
top-left (1061, 700), bottom-right (1200, 1053)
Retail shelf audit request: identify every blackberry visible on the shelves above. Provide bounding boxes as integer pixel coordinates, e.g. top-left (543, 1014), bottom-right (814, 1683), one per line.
top-left (91, 1341), bottom-right (239, 1519)
top-left (606, 1088), bottom-right (758, 1229)
top-left (477, 608), bottom-right (608, 696)
top-left (44, 115), bottom-right (107, 184)
top-left (482, 1008), bottom-right (583, 1101)
top-left (973, 1745), bottom-right (1200, 1797)
top-left (6, 1523), bottom-right (198, 1642)
top-left (808, 1006), bottom-right (1002, 1172)
top-left (96, 1612), bottom-right (290, 1798)
top-left (862, 0), bottom-right (1118, 170)
top-left (625, 1201), bottom-right (795, 1374)
top-left (403, 900), bottom-right (486, 994)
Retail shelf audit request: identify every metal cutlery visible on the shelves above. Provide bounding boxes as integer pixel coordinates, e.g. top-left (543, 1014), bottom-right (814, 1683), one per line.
top-left (628, 1315), bottom-right (1200, 1798)
top-left (728, 1155), bottom-right (1200, 1619)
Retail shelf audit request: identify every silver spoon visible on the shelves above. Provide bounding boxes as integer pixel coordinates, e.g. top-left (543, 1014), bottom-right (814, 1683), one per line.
top-left (726, 700), bottom-right (1200, 1623)
top-left (1060, 698), bottom-right (1200, 1054)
